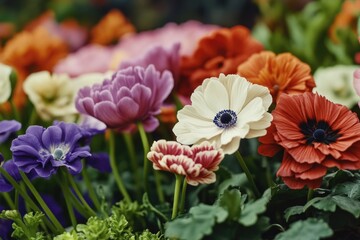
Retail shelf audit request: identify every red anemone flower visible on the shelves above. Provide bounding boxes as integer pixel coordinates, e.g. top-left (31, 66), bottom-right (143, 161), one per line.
top-left (258, 92), bottom-right (360, 189)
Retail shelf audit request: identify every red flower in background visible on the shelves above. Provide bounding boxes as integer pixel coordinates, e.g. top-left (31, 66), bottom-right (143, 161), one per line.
top-left (178, 26), bottom-right (263, 97)
top-left (258, 92), bottom-right (360, 189)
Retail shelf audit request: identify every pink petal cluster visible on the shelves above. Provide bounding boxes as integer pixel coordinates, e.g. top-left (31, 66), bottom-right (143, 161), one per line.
top-left (353, 69), bottom-right (360, 107)
top-left (147, 140), bottom-right (224, 186)
top-left (53, 44), bottom-right (114, 77)
top-left (75, 65), bottom-right (174, 132)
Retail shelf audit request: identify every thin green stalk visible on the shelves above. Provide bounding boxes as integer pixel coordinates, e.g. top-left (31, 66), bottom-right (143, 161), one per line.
top-left (109, 130), bottom-right (131, 202)
top-left (0, 168), bottom-right (56, 232)
top-left (28, 108), bottom-right (38, 127)
top-left (57, 177), bottom-right (77, 228)
top-left (235, 151), bottom-right (260, 198)
top-left (154, 171), bottom-right (165, 203)
top-left (10, 100), bottom-right (21, 122)
top-left (19, 172), bottom-right (65, 233)
top-left (123, 133), bottom-right (142, 198)
top-left (65, 170), bottom-right (97, 216)
top-left (171, 175), bottom-right (183, 219)
top-left (179, 178), bottom-right (188, 214)
top-left (3, 192), bottom-right (15, 209)
top-left (81, 163), bottom-right (101, 211)
top-left (307, 188), bottom-right (314, 202)
top-left (137, 122), bottom-right (150, 193)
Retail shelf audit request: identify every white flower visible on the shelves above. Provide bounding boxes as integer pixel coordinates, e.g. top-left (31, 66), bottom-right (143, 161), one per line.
top-left (313, 65), bottom-right (359, 108)
top-left (173, 74), bottom-right (273, 154)
top-left (0, 63), bottom-right (12, 103)
top-left (23, 71), bottom-right (108, 121)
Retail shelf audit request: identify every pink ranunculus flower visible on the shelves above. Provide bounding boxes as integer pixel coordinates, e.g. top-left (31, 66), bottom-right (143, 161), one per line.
top-left (353, 69), bottom-right (360, 108)
top-left (119, 43), bottom-right (181, 81)
top-left (53, 44), bottom-right (114, 77)
top-left (114, 20), bottom-right (219, 59)
top-left (147, 140), bottom-right (224, 186)
top-left (75, 65), bottom-right (174, 132)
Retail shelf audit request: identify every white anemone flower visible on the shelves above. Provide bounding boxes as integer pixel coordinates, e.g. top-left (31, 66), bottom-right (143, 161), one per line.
top-left (0, 63), bottom-right (13, 103)
top-left (23, 71), bottom-right (108, 121)
top-left (173, 74), bottom-right (273, 154)
top-left (313, 65), bottom-right (359, 108)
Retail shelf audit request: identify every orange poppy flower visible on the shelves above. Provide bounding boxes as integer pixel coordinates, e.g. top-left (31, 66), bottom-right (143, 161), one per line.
top-left (258, 92), bottom-right (360, 189)
top-left (329, 0), bottom-right (360, 43)
top-left (178, 26), bottom-right (263, 97)
top-left (90, 9), bottom-right (135, 45)
top-left (0, 27), bottom-right (68, 108)
top-left (237, 51), bottom-right (315, 103)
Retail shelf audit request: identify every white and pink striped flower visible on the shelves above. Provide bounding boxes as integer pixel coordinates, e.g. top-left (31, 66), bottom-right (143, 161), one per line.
top-left (147, 140), bottom-right (224, 186)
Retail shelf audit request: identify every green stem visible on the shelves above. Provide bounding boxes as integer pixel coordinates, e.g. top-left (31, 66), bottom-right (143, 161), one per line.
top-left (0, 168), bottom-right (56, 232)
top-left (81, 163), bottom-right (101, 211)
top-left (179, 178), bottom-right (188, 214)
top-left (137, 122), bottom-right (150, 193)
top-left (172, 92), bottom-right (183, 111)
top-left (235, 151), bottom-right (260, 198)
top-left (28, 108), bottom-right (38, 127)
top-left (10, 100), bottom-right (20, 122)
top-left (123, 133), bottom-right (142, 198)
top-left (154, 171), bottom-right (165, 203)
top-left (3, 192), bottom-right (15, 209)
top-left (65, 169), bottom-right (97, 216)
top-left (57, 177), bottom-right (77, 228)
top-left (109, 130), bottom-right (131, 202)
top-left (171, 175), bottom-right (183, 219)
top-left (19, 172), bottom-right (65, 233)
top-left (307, 188), bottom-right (314, 202)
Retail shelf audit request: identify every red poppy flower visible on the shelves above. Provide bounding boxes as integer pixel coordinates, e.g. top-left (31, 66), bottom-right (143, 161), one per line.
top-left (258, 92), bottom-right (360, 189)
top-left (147, 140), bottom-right (224, 186)
top-left (178, 26), bottom-right (263, 97)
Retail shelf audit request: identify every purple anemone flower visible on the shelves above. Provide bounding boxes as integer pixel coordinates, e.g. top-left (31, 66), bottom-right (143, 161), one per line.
top-left (11, 122), bottom-right (92, 178)
top-left (75, 64), bottom-right (174, 132)
top-left (0, 120), bottom-right (21, 144)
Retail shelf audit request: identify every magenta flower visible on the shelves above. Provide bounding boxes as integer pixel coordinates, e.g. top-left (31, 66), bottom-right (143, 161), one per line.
top-left (75, 65), bottom-right (174, 132)
top-left (147, 140), bottom-right (224, 185)
top-left (11, 122), bottom-right (92, 178)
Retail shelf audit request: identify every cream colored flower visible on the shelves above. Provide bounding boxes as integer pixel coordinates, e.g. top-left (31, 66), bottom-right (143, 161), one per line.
top-left (173, 74), bottom-right (273, 154)
top-left (0, 63), bottom-right (12, 103)
top-left (23, 71), bottom-right (107, 121)
top-left (313, 65), bottom-right (359, 108)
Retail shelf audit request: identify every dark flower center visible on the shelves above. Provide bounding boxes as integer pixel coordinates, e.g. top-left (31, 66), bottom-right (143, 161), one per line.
top-left (299, 119), bottom-right (341, 145)
top-left (52, 148), bottom-right (64, 160)
top-left (213, 110), bottom-right (237, 128)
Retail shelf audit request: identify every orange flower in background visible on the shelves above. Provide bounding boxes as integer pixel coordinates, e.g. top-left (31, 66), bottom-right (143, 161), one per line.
top-left (329, 0), bottom-right (360, 43)
top-left (237, 51), bottom-right (315, 103)
top-left (90, 9), bottom-right (135, 45)
top-left (178, 26), bottom-right (263, 97)
top-left (0, 27), bottom-right (68, 108)
top-left (258, 93), bottom-right (360, 189)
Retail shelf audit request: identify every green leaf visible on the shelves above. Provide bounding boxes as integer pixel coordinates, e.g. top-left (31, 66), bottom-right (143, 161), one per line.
top-left (239, 216), bottom-right (271, 240)
top-left (332, 196), bottom-right (360, 218)
top-left (238, 196), bottom-right (268, 226)
top-left (218, 173), bottom-right (247, 195)
top-left (275, 218), bottom-right (333, 240)
top-left (165, 204), bottom-right (228, 240)
top-left (333, 181), bottom-right (360, 199)
top-left (284, 206), bottom-right (304, 222)
top-left (217, 189), bottom-right (242, 221)
top-left (312, 197), bottom-right (336, 212)
top-left (189, 204), bottom-right (228, 223)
